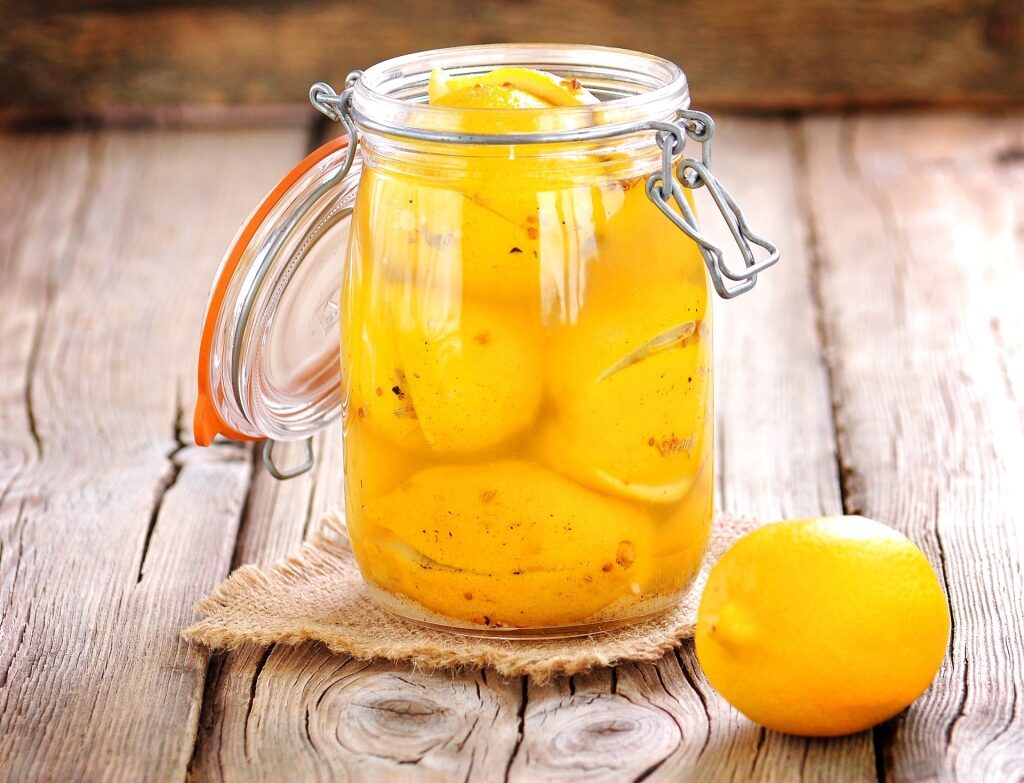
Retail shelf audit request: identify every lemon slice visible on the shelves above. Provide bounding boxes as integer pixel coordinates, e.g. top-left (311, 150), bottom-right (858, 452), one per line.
top-left (357, 460), bottom-right (654, 626)
top-left (429, 66), bottom-right (598, 107)
top-left (535, 281), bottom-right (712, 502)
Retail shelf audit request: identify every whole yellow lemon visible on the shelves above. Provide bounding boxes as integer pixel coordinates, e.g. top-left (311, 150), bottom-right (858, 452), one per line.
top-left (695, 516), bottom-right (950, 737)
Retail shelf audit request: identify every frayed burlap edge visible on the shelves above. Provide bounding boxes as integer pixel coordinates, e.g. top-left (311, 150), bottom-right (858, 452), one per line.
top-left (184, 512), bottom-right (758, 682)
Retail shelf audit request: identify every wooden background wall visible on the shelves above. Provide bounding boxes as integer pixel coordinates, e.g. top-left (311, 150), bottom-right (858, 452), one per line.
top-left (1, 0), bottom-right (1022, 122)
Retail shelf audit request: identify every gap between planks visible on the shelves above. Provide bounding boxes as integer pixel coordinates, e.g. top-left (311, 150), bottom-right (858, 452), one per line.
top-left (0, 124), bottom-right (315, 781)
top-left (798, 112), bottom-right (1024, 782)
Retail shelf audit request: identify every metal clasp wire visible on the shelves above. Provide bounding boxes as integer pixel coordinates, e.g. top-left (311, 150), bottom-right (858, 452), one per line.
top-left (241, 73), bottom-right (363, 482)
top-left (646, 110), bottom-right (779, 299)
top-left (262, 437), bottom-right (315, 481)
top-left (310, 70), bottom-right (363, 159)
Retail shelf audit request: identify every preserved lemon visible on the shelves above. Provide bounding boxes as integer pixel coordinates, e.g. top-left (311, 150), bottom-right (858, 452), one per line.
top-left (433, 83), bottom-right (551, 109)
top-left (343, 268), bottom-right (542, 455)
top-left (353, 461), bottom-right (654, 626)
top-left (644, 454), bottom-right (714, 594)
top-left (344, 426), bottom-right (420, 503)
top-left (394, 299), bottom-right (543, 454)
top-left (341, 269), bottom-right (429, 452)
top-left (429, 66), bottom-right (599, 107)
top-left (537, 279), bottom-right (711, 503)
top-left (589, 180), bottom-right (707, 295)
top-left (356, 144), bottom-right (595, 306)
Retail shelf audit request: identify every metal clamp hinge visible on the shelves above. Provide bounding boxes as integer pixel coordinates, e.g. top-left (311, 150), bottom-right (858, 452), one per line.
top-left (646, 111), bottom-right (780, 299)
top-left (310, 72), bottom-right (363, 152)
top-left (262, 437), bottom-right (315, 481)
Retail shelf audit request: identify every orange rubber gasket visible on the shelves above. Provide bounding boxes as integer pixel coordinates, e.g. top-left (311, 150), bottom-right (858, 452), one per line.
top-left (193, 136), bottom-right (350, 447)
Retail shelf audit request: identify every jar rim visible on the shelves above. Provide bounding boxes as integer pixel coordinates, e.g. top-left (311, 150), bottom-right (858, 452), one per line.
top-left (350, 43), bottom-right (690, 140)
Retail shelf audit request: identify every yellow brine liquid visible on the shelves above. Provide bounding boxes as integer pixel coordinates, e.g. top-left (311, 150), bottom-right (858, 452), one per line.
top-left (341, 67), bottom-right (712, 633)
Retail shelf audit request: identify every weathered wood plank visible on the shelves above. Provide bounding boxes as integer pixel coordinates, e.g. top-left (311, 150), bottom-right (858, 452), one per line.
top-left (1, 0), bottom-right (1021, 121)
top-left (0, 126), bottom-right (309, 779)
top-left (671, 117), bottom-right (876, 781)
top-left (12, 114), bottom-right (1015, 782)
top-left (189, 117), bottom-right (871, 781)
top-left (801, 113), bottom-right (1024, 781)
top-left (196, 647), bottom-right (524, 782)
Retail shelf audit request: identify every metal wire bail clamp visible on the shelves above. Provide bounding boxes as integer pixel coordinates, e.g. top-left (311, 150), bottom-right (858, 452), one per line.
top-left (262, 437), bottom-right (315, 481)
top-left (645, 110), bottom-right (780, 299)
top-left (254, 72), bottom-right (363, 481)
top-left (310, 71), bottom-right (363, 151)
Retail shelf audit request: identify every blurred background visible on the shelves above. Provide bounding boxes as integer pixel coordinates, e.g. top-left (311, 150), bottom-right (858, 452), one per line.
top-left (2, 0), bottom-right (1021, 123)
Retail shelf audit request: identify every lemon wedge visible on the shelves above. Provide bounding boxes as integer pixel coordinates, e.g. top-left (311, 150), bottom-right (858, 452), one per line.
top-left (429, 66), bottom-right (598, 107)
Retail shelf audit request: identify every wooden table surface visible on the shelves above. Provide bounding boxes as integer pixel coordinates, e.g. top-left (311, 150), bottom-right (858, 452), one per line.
top-left (1, 112), bottom-right (1021, 782)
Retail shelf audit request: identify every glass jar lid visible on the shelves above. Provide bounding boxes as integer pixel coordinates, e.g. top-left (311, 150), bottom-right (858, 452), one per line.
top-left (194, 136), bottom-right (360, 448)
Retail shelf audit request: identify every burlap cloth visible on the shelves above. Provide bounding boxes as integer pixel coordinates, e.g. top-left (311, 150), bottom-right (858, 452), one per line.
top-left (184, 512), bottom-right (758, 681)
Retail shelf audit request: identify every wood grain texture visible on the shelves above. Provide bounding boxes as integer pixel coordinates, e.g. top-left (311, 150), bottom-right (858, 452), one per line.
top-left (655, 117), bottom-right (878, 781)
top-left (0, 127), bottom-right (309, 779)
top-left (1, 0), bottom-right (1022, 122)
top-left (800, 113), bottom-right (1024, 781)
top-left (2, 113), bottom-right (1022, 781)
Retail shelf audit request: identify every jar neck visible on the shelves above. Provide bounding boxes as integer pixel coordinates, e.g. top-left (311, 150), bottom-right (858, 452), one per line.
top-left (350, 44), bottom-right (690, 142)
top-left (357, 129), bottom-right (666, 186)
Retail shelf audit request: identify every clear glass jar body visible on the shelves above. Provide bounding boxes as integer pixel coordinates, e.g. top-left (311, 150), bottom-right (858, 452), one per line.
top-left (341, 46), bottom-right (712, 636)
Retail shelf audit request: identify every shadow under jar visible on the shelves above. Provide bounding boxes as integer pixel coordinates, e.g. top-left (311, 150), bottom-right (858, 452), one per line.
top-left (194, 44), bottom-right (778, 639)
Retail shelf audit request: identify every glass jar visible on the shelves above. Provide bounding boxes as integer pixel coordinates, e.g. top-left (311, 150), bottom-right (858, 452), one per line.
top-left (194, 44), bottom-right (778, 637)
